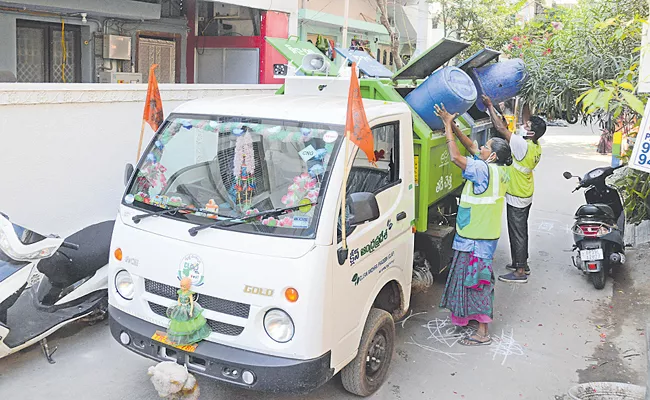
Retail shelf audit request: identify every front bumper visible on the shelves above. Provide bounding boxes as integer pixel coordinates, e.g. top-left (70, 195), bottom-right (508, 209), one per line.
top-left (109, 306), bottom-right (333, 393)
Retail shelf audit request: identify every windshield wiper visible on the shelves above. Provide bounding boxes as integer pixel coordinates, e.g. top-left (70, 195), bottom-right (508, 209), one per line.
top-left (132, 206), bottom-right (217, 224)
top-left (188, 202), bottom-right (317, 237)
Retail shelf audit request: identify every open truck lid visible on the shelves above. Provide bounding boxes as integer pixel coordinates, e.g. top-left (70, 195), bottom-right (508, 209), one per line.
top-left (457, 48), bottom-right (501, 72)
top-left (391, 38), bottom-right (469, 81)
top-left (265, 37), bottom-right (340, 76)
top-left (333, 48), bottom-right (393, 78)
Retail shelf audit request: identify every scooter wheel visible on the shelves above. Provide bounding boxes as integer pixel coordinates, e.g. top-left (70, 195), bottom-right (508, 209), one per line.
top-left (591, 269), bottom-right (606, 290)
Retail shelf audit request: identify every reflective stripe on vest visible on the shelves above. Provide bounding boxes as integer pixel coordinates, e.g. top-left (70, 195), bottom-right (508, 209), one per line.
top-left (457, 164), bottom-right (508, 240)
top-left (508, 141), bottom-right (541, 198)
top-left (512, 159), bottom-right (532, 174)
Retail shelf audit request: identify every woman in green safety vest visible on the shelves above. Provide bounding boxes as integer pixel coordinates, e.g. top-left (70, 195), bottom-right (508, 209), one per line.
top-left (435, 104), bottom-right (512, 346)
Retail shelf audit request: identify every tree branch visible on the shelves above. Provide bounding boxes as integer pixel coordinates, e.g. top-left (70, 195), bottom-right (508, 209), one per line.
top-left (376, 0), bottom-right (404, 70)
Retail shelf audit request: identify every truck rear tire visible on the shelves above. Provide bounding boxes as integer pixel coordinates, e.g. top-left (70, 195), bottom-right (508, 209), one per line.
top-left (341, 308), bottom-right (395, 397)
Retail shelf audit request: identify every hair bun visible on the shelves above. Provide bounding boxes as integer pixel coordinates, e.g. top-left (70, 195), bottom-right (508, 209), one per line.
top-left (505, 155), bottom-right (513, 166)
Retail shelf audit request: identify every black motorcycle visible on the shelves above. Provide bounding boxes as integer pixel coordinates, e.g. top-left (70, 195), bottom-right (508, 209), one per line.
top-left (563, 165), bottom-right (626, 289)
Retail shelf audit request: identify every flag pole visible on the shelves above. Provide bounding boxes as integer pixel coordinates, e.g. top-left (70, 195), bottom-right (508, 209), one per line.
top-left (341, 132), bottom-right (351, 250)
top-left (136, 119), bottom-right (146, 162)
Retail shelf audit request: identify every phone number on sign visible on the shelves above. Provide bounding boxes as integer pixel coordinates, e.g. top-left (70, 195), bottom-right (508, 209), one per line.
top-left (636, 142), bottom-right (650, 165)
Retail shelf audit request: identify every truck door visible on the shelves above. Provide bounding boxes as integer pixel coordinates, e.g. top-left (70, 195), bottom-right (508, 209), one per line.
top-left (332, 117), bottom-right (415, 366)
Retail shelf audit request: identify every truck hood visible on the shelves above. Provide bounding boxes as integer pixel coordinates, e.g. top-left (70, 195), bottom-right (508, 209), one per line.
top-left (110, 207), bottom-right (331, 358)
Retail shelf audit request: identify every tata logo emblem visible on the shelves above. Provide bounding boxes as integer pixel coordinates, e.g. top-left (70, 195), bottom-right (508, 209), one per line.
top-left (125, 256), bottom-right (139, 267)
top-left (178, 254), bottom-right (205, 286)
top-left (243, 285), bottom-right (274, 297)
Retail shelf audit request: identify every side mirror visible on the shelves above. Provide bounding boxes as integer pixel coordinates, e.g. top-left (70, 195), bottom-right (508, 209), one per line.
top-left (124, 163), bottom-right (135, 186)
top-left (347, 192), bottom-right (380, 226)
top-left (562, 171), bottom-right (573, 180)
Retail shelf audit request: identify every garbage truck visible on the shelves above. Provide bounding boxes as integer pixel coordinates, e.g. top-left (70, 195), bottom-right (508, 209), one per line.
top-left (108, 38), bottom-right (522, 396)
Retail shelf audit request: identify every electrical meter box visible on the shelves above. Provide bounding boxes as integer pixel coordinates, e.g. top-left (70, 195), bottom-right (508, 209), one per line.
top-left (103, 35), bottom-right (132, 60)
top-left (99, 72), bottom-right (143, 84)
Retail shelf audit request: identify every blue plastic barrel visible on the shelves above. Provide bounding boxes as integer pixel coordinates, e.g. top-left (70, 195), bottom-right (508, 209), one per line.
top-left (469, 58), bottom-right (527, 112)
top-left (405, 66), bottom-right (477, 132)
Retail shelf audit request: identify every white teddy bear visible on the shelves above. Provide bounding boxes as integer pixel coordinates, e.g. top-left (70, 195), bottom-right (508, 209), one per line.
top-left (147, 361), bottom-right (200, 400)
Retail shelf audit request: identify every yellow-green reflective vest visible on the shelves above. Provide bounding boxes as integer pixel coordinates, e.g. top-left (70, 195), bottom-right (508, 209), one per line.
top-left (508, 140), bottom-right (542, 198)
top-left (457, 164), bottom-right (509, 240)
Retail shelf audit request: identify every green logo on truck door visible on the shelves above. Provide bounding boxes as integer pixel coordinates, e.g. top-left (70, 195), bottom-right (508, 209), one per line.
top-left (351, 251), bottom-right (395, 286)
top-left (349, 229), bottom-right (389, 265)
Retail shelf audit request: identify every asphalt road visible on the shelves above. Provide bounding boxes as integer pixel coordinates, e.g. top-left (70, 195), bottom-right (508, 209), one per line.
top-left (1, 124), bottom-right (647, 399)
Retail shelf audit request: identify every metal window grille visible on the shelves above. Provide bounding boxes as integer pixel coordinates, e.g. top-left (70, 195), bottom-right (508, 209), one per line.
top-left (15, 20), bottom-right (80, 83)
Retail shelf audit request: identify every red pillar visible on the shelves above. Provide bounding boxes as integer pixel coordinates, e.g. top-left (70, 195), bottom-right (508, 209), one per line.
top-left (260, 11), bottom-right (289, 84)
top-left (186, 1), bottom-right (289, 84)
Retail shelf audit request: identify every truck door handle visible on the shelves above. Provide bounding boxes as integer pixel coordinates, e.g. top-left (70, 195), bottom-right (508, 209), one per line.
top-left (396, 211), bottom-right (407, 221)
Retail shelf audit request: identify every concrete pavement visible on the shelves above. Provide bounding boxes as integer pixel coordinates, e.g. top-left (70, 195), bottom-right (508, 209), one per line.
top-left (1, 123), bottom-right (647, 399)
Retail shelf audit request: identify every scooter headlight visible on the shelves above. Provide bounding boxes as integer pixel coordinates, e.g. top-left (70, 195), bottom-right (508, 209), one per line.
top-left (115, 270), bottom-right (135, 300)
top-left (0, 229), bottom-right (57, 260)
top-left (24, 247), bottom-right (58, 260)
top-left (263, 309), bottom-right (294, 343)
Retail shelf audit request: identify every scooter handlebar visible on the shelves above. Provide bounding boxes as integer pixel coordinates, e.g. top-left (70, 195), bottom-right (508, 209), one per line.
top-left (61, 242), bottom-right (80, 250)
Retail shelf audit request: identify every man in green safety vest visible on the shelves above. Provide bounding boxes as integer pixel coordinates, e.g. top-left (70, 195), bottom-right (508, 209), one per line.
top-left (482, 95), bottom-right (547, 283)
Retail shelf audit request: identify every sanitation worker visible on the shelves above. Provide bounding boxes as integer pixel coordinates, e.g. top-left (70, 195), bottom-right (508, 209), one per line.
top-left (482, 95), bottom-right (547, 283)
top-left (435, 103), bottom-right (512, 346)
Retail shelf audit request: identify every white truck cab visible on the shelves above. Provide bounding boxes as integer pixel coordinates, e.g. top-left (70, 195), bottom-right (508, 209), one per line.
top-left (109, 81), bottom-right (416, 395)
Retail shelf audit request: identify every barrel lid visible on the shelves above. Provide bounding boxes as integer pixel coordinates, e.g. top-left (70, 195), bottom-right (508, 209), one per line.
top-left (446, 67), bottom-right (477, 101)
top-left (392, 38), bottom-right (469, 81)
top-left (457, 48), bottom-right (501, 72)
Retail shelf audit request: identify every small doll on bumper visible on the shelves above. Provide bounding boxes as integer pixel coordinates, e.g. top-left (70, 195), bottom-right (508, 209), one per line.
top-left (165, 277), bottom-right (211, 345)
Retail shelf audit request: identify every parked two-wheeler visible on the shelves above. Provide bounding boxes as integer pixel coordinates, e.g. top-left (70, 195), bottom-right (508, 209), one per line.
top-left (0, 212), bottom-right (114, 362)
top-left (563, 165), bottom-right (626, 289)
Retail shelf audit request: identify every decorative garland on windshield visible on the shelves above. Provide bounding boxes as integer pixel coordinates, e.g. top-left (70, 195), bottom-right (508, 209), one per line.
top-left (232, 127), bottom-right (256, 210)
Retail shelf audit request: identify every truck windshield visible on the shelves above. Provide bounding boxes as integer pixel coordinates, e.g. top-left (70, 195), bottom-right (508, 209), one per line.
top-left (124, 115), bottom-right (343, 239)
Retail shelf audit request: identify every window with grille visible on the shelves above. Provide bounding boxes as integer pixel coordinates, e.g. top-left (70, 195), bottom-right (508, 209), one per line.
top-left (16, 20), bottom-right (81, 83)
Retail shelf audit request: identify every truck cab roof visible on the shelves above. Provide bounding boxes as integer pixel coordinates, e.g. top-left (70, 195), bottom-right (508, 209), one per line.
top-left (170, 94), bottom-right (412, 126)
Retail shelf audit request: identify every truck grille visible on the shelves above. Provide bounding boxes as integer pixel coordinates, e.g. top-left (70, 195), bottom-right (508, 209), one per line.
top-left (144, 279), bottom-right (250, 319)
top-left (148, 302), bottom-right (244, 337)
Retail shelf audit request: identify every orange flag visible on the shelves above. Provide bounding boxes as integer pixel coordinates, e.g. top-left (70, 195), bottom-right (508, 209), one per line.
top-left (143, 64), bottom-right (163, 132)
top-left (345, 63), bottom-right (376, 164)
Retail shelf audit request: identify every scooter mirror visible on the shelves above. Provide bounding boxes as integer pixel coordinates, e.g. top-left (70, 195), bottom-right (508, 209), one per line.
top-left (563, 171), bottom-right (573, 180)
top-left (124, 163), bottom-right (135, 186)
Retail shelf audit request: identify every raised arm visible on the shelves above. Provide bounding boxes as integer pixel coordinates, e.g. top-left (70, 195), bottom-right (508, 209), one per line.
top-left (450, 118), bottom-right (479, 156)
top-left (434, 104), bottom-right (467, 171)
top-left (482, 95), bottom-right (512, 141)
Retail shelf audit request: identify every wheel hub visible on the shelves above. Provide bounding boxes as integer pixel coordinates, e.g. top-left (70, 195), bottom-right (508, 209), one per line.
top-left (366, 330), bottom-right (387, 376)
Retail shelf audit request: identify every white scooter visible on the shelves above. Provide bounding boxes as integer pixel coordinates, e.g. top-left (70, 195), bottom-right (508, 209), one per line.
top-left (0, 212), bottom-right (114, 363)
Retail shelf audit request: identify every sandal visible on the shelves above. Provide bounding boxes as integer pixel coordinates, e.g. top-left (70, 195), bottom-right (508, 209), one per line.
top-left (459, 334), bottom-right (492, 346)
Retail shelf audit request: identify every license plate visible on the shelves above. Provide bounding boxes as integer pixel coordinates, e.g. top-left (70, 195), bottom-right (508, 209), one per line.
top-left (151, 330), bottom-right (198, 353)
top-left (580, 249), bottom-right (604, 261)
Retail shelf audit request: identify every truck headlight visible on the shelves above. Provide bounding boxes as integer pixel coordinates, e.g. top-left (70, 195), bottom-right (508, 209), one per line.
top-left (115, 270), bottom-right (134, 300)
top-left (263, 309), bottom-right (294, 343)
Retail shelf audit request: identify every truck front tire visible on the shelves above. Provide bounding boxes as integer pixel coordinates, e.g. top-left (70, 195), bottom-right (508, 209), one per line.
top-left (341, 308), bottom-right (395, 397)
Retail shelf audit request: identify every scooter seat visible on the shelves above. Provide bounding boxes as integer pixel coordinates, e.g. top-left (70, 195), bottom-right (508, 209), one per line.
top-left (575, 204), bottom-right (615, 220)
top-left (37, 221), bottom-right (115, 287)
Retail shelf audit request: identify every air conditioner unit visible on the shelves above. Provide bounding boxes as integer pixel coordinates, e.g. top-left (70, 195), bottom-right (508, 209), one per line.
top-left (213, 3), bottom-right (241, 19)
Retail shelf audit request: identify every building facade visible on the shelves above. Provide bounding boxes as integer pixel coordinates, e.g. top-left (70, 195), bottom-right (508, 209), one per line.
top-left (298, 0), bottom-right (395, 68)
top-left (0, 0), bottom-right (296, 84)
